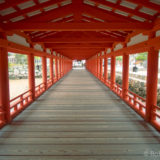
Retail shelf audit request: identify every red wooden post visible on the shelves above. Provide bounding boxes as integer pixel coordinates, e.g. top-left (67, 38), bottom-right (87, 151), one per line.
top-left (96, 55), bottom-right (98, 77)
top-left (54, 54), bottom-right (58, 81)
top-left (42, 56), bottom-right (47, 89)
top-left (93, 57), bottom-right (96, 76)
top-left (122, 54), bottom-right (129, 99)
top-left (99, 53), bottom-right (103, 80)
top-left (50, 56), bottom-right (53, 84)
top-left (97, 55), bottom-right (100, 79)
top-left (145, 47), bottom-right (159, 122)
top-left (63, 57), bottom-right (66, 75)
top-left (0, 45), bottom-right (11, 123)
top-left (59, 55), bottom-right (62, 78)
top-left (106, 57), bottom-right (108, 82)
top-left (104, 54), bottom-right (108, 83)
top-left (57, 56), bottom-right (60, 80)
top-left (61, 56), bottom-right (64, 76)
top-left (28, 53), bottom-right (35, 100)
top-left (111, 56), bottom-right (116, 89)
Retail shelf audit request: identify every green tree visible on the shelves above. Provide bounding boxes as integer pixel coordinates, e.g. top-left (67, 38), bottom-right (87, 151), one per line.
top-left (116, 56), bottom-right (122, 61)
top-left (135, 52), bottom-right (147, 61)
top-left (15, 54), bottom-right (27, 64)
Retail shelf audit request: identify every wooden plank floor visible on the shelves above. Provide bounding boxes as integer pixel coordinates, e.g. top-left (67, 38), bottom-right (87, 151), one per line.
top-left (0, 69), bottom-right (160, 160)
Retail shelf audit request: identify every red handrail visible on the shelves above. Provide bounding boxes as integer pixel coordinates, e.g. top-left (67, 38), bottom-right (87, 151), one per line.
top-left (10, 89), bottom-right (33, 118)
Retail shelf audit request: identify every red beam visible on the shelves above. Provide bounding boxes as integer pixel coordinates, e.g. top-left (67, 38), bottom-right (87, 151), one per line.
top-left (2, 22), bottom-right (152, 31)
top-left (0, 0), bottom-right (29, 11)
top-left (32, 36), bottom-right (125, 43)
top-left (81, 3), bottom-right (137, 22)
top-left (45, 43), bottom-right (112, 48)
top-left (23, 4), bottom-right (73, 22)
top-left (0, 0), bottom-right (64, 21)
top-left (92, 0), bottom-right (153, 21)
top-left (127, 0), bottom-right (160, 12)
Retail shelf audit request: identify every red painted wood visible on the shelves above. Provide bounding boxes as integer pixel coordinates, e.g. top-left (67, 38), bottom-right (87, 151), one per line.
top-left (0, 46), bottom-right (10, 123)
top-left (0, 0), bottom-right (29, 10)
top-left (28, 53), bottom-right (35, 100)
top-left (146, 47), bottom-right (159, 122)
top-left (50, 57), bottom-right (53, 84)
top-left (2, 22), bottom-right (152, 31)
top-left (111, 56), bottom-right (116, 89)
top-left (104, 54), bottom-right (108, 83)
top-left (0, 0), bottom-right (64, 21)
top-left (92, 0), bottom-right (153, 20)
top-left (42, 56), bottom-right (47, 90)
top-left (122, 54), bottom-right (129, 99)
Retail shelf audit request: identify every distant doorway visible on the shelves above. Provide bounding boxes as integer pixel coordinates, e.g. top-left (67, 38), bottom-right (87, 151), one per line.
top-left (73, 60), bottom-right (86, 70)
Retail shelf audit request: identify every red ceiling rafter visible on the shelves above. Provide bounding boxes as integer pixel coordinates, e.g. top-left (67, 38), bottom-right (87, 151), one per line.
top-left (0, 0), bottom-right (65, 22)
top-left (72, 0), bottom-right (83, 21)
top-left (92, 0), bottom-right (153, 21)
top-left (32, 36), bottom-right (125, 43)
top-left (0, 0), bottom-right (159, 60)
top-left (127, 0), bottom-right (160, 12)
top-left (2, 22), bottom-right (152, 31)
top-left (81, 4), bottom-right (134, 22)
top-left (99, 31), bottom-right (126, 38)
top-left (45, 43), bottom-right (112, 48)
top-left (0, 0), bottom-right (29, 11)
top-left (20, 4), bottom-right (73, 22)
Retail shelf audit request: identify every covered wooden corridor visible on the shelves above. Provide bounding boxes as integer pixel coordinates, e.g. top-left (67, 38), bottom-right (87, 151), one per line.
top-left (1, 0), bottom-right (160, 159)
top-left (0, 69), bottom-right (160, 160)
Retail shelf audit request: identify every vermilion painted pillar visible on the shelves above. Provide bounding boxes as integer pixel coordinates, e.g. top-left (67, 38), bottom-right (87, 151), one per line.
top-left (104, 55), bottom-right (108, 83)
top-left (63, 58), bottom-right (66, 75)
top-left (94, 58), bottom-right (96, 76)
top-left (0, 46), bottom-right (11, 123)
top-left (55, 55), bottom-right (58, 81)
top-left (111, 56), bottom-right (116, 89)
top-left (97, 55), bottom-right (100, 78)
top-left (50, 56), bottom-right (53, 83)
top-left (99, 54), bottom-right (103, 80)
top-left (145, 47), bottom-right (159, 122)
top-left (57, 57), bottom-right (60, 79)
top-left (42, 56), bottom-right (47, 89)
top-left (28, 53), bottom-right (35, 100)
top-left (122, 54), bottom-right (129, 99)
top-left (61, 56), bottom-right (64, 76)
top-left (59, 56), bottom-right (62, 78)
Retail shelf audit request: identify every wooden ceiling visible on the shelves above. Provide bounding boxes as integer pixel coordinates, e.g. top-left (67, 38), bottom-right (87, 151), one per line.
top-left (0, 0), bottom-right (160, 59)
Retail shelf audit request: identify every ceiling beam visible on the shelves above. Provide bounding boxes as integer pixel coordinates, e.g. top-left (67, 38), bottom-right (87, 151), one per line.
top-left (127, 0), bottom-right (160, 12)
top-left (72, 0), bottom-right (83, 21)
top-left (32, 37), bottom-right (124, 43)
top-left (81, 4), bottom-right (135, 22)
top-left (0, 0), bottom-right (65, 21)
top-left (2, 22), bottom-right (153, 31)
top-left (23, 4), bottom-right (73, 22)
top-left (0, 26), bottom-right (3, 32)
top-left (45, 43), bottom-right (112, 48)
top-left (92, 0), bottom-right (153, 21)
top-left (0, 0), bottom-right (29, 11)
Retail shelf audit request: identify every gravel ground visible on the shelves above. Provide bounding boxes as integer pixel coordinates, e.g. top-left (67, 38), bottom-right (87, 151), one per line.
top-left (9, 78), bottom-right (42, 100)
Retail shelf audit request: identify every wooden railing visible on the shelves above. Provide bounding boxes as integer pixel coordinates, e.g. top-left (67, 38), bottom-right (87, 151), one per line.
top-left (105, 79), bottom-right (111, 88)
top-left (98, 74), bottom-right (146, 119)
top-left (0, 108), bottom-right (5, 128)
top-left (125, 90), bottom-right (146, 118)
top-left (113, 83), bottom-right (122, 97)
top-left (58, 73), bottom-right (61, 79)
top-left (151, 105), bottom-right (160, 130)
top-left (47, 79), bottom-right (52, 88)
top-left (10, 90), bottom-right (33, 118)
top-left (35, 82), bottom-right (45, 98)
